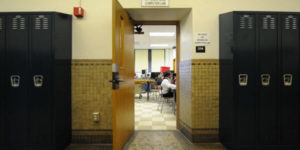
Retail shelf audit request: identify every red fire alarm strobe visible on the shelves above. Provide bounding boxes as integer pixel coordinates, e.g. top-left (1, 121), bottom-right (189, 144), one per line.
top-left (74, 7), bottom-right (84, 17)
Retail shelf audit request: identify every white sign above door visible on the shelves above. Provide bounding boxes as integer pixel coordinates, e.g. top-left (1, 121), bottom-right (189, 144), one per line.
top-left (142, 0), bottom-right (169, 7)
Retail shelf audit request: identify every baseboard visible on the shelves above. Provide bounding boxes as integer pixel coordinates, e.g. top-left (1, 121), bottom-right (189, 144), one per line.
top-left (179, 121), bottom-right (219, 143)
top-left (223, 145), bottom-right (300, 150)
top-left (71, 129), bottom-right (112, 144)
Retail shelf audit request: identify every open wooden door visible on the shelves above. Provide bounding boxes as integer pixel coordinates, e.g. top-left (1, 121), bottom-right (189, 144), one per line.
top-left (112, 0), bottom-right (135, 150)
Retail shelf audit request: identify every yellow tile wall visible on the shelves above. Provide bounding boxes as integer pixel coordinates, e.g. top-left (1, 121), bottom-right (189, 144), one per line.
top-left (192, 59), bottom-right (219, 129)
top-left (179, 60), bottom-right (192, 127)
top-left (72, 60), bottom-right (112, 131)
top-left (71, 59), bottom-right (220, 142)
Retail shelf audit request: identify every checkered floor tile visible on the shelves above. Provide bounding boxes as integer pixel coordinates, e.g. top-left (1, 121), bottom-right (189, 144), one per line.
top-left (135, 93), bottom-right (176, 130)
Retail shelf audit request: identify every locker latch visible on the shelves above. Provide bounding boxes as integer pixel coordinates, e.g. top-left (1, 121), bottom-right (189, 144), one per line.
top-left (261, 74), bottom-right (271, 86)
top-left (283, 74), bottom-right (293, 86)
top-left (33, 75), bottom-right (44, 87)
top-left (10, 75), bottom-right (21, 88)
top-left (238, 74), bottom-right (248, 86)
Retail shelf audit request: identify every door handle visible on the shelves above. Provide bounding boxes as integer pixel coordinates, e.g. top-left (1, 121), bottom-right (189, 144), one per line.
top-left (110, 78), bottom-right (125, 90)
top-left (283, 74), bottom-right (293, 86)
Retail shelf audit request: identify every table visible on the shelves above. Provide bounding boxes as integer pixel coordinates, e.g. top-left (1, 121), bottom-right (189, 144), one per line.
top-left (134, 79), bottom-right (155, 100)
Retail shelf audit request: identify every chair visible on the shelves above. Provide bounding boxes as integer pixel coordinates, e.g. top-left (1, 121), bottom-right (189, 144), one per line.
top-left (135, 82), bottom-right (147, 102)
top-left (157, 87), bottom-right (176, 114)
top-left (150, 82), bottom-right (160, 101)
top-left (134, 84), bottom-right (143, 99)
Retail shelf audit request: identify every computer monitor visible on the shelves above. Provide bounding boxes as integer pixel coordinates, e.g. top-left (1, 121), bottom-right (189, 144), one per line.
top-left (142, 69), bottom-right (146, 74)
top-left (147, 73), bottom-right (151, 78)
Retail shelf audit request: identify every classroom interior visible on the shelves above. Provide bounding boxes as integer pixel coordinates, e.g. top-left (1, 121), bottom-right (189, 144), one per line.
top-left (134, 25), bottom-right (177, 131)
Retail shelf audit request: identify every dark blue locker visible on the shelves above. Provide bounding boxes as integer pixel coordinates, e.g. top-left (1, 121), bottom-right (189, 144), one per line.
top-left (0, 12), bottom-right (71, 150)
top-left (5, 14), bottom-right (30, 147)
top-left (234, 13), bottom-right (257, 146)
top-left (52, 13), bottom-right (72, 149)
top-left (257, 14), bottom-right (279, 145)
top-left (0, 15), bottom-right (5, 146)
top-left (219, 12), bottom-right (234, 146)
top-left (280, 14), bottom-right (300, 145)
top-left (29, 15), bottom-right (53, 147)
top-left (220, 11), bottom-right (300, 150)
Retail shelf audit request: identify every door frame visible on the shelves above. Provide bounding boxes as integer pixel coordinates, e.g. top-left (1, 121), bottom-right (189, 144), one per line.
top-left (133, 21), bottom-right (181, 129)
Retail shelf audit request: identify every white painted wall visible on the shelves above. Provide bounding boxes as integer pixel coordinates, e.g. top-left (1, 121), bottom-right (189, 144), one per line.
top-left (3, 0), bottom-right (300, 59)
top-left (180, 10), bottom-right (193, 61)
top-left (0, 0), bottom-right (112, 59)
top-left (119, 0), bottom-right (300, 59)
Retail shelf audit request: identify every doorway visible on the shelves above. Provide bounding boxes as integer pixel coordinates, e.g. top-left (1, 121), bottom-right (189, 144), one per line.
top-left (134, 24), bottom-right (179, 130)
top-left (112, 1), bottom-right (190, 149)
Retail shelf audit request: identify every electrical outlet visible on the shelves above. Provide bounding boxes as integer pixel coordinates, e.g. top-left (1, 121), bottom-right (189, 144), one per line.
top-left (93, 112), bottom-right (100, 123)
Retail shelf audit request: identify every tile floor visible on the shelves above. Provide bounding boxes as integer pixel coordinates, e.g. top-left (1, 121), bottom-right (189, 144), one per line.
top-left (124, 130), bottom-right (226, 150)
top-left (135, 93), bottom-right (176, 130)
top-left (66, 94), bottom-right (225, 150)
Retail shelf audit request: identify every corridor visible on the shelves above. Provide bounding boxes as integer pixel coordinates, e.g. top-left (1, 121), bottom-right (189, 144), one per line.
top-left (124, 131), bottom-right (225, 150)
top-left (67, 131), bottom-right (225, 150)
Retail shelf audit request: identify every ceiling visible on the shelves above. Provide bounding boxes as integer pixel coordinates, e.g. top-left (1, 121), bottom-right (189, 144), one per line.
top-left (127, 8), bottom-right (191, 21)
top-left (134, 25), bottom-right (176, 49)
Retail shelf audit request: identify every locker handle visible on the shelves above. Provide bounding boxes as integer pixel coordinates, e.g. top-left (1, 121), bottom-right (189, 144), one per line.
top-left (238, 74), bottom-right (248, 86)
top-left (283, 74), bottom-right (293, 87)
top-left (10, 75), bottom-right (21, 88)
top-left (261, 74), bottom-right (271, 86)
top-left (33, 75), bottom-right (44, 88)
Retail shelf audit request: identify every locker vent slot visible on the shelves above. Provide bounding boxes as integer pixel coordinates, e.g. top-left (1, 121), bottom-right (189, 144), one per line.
top-left (285, 16), bottom-right (297, 30)
top-left (239, 15), bottom-right (253, 29)
top-left (0, 18), bottom-right (3, 30)
top-left (35, 15), bottom-right (49, 30)
top-left (263, 15), bottom-right (276, 30)
top-left (12, 15), bottom-right (25, 30)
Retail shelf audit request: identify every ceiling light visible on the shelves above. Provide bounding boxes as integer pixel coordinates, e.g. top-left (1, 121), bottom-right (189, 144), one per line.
top-left (150, 32), bottom-right (175, 36)
top-left (151, 44), bottom-right (169, 47)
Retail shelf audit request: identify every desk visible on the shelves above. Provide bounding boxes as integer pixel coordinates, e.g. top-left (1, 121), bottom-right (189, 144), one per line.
top-left (134, 79), bottom-right (155, 100)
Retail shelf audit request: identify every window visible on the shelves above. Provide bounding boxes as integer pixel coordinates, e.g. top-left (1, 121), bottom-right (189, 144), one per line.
top-left (151, 50), bottom-right (165, 72)
top-left (135, 50), bottom-right (148, 73)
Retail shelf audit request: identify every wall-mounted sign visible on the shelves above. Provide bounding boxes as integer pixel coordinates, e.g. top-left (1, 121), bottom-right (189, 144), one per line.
top-left (195, 32), bottom-right (211, 46)
top-left (142, 0), bottom-right (169, 7)
top-left (196, 46), bottom-right (206, 53)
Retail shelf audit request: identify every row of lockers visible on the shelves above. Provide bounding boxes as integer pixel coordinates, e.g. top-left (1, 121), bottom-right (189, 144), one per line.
top-left (0, 12), bottom-right (72, 150)
top-left (220, 11), bottom-right (300, 150)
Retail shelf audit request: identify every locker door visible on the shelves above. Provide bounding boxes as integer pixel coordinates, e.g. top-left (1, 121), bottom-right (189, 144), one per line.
top-left (234, 13), bottom-right (257, 145)
top-left (0, 15), bottom-right (5, 146)
top-left (5, 14), bottom-right (30, 146)
top-left (257, 14), bottom-right (279, 145)
top-left (29, 14), bottom-right (53, 147)
top-left (280, 14), bottom-right (300, 144)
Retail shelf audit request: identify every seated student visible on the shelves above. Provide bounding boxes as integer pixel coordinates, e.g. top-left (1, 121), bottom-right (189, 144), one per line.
top-left (161, 71), bottom-right (176, 97)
